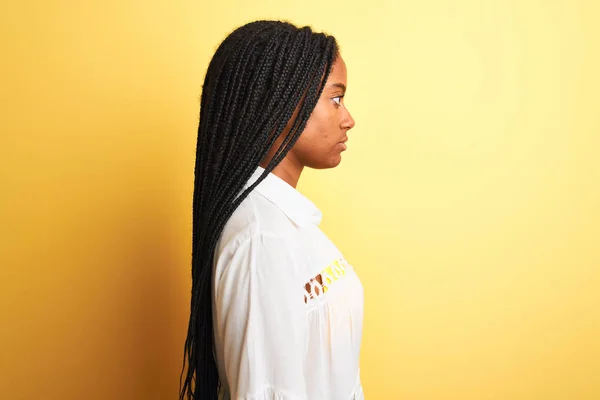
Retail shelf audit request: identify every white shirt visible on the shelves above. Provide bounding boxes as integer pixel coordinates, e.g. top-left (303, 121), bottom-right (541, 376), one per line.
top-left (212, 166), bottom-right (364, 400)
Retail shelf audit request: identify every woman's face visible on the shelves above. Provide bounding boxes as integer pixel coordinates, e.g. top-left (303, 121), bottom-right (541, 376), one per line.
top-left (290, 56), bottom-right (356, 169)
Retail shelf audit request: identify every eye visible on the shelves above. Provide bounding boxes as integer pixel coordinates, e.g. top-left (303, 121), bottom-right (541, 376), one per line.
top-left (332, 95), bottom-right (344, 106)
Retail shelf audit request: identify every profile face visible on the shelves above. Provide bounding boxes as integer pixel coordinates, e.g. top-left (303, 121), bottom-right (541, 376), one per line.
top-left (290, 55), bottom-right (356, 169)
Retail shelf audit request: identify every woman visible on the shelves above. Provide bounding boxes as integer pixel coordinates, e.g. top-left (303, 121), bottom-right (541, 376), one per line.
top-left (181, 20), bottom-right (363, 400)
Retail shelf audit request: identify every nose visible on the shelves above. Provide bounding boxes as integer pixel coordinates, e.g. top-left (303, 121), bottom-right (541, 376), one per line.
top-left (341, 107), bottom-right (355, 130)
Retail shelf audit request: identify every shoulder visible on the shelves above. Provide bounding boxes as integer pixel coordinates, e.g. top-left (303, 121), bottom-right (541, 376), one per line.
top-left (216, 189), bottom-right (299, 256)
top-left (213, 193), bottom-right (306, 291)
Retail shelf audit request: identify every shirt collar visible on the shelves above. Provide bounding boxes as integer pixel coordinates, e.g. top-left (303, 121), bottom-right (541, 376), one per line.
top-left (244, 166), bottom-right (323, 227)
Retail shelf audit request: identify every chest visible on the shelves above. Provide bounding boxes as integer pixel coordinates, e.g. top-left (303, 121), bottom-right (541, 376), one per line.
top-left (298, 227), bottom-right (364, 314)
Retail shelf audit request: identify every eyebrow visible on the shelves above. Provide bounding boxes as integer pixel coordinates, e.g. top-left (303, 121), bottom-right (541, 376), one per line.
top-left (328, 82), bottom-right (346, 92)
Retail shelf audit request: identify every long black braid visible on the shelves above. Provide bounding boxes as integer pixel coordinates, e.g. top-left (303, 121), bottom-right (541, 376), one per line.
top-left (180, 20), bottom-right (338, 399)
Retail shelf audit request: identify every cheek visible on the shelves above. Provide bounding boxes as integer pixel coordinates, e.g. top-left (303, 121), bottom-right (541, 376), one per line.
top-left (305, 107), bottom-right (336, 139)
top-left (293, 102), bottom-right (340, 163)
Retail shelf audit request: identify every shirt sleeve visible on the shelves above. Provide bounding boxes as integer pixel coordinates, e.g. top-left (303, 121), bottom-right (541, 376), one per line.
top-left (214, 232), bottom-right (308, 400)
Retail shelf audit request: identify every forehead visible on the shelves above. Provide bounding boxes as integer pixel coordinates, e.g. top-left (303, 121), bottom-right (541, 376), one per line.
top-left (326, 56), bottom-right (347, 84)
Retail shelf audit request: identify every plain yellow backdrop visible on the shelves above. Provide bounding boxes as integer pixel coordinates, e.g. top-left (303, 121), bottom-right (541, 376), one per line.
top-left (1, 0), bottom-right (599, 399)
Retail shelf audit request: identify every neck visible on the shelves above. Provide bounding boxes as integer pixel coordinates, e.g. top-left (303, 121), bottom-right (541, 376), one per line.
top-left (260, 155), bottom-right (303, 188)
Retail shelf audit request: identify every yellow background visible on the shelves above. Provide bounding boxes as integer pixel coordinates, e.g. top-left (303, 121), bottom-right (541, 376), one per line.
top-left (1, 0), bottom-right (599, 399)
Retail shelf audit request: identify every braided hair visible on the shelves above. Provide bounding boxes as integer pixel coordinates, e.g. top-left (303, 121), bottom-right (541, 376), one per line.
top-left (180, 20), bottom-right (339, 399)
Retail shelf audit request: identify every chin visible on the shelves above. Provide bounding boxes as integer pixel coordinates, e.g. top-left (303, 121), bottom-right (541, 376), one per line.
top-left (330, 156), bottom-right (342, 168)
top-left (308, 156), bottom-right (342, 170)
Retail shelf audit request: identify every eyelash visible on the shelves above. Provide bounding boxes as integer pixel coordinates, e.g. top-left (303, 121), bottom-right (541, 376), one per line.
top-left (332, 95), bottom-right (344, 106)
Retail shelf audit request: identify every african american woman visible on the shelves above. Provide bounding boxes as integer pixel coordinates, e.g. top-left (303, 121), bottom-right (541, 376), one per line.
top-left (180, 20), bottom-right (364, 400)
